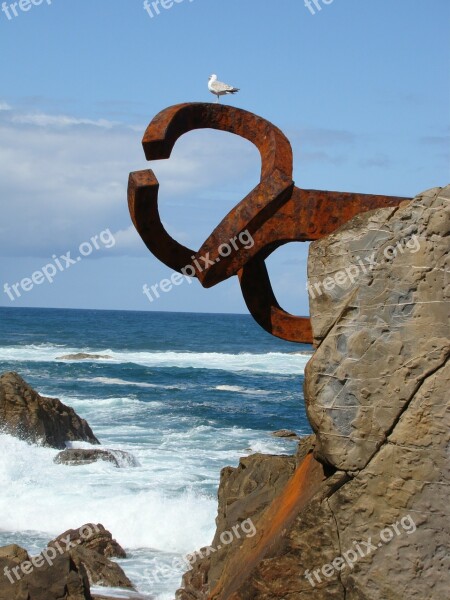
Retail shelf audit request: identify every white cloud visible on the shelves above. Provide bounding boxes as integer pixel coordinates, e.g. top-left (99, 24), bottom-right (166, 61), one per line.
top-left (11, 113), bottom-right (117, 128)
top-left (111, 225), bottom-right (146, 255)
top-left (0, 107), bottom-right (260, 259)
top-left (0, 102), bottom-right (12, 111)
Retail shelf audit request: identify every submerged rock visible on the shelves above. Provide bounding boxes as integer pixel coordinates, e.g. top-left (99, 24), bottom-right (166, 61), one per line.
top-left (56, 353), bottom-right (113, 360)
top-left (54, 448), bottom-right (139, 467)
top-left (0, 372), bottom-right (100, 449)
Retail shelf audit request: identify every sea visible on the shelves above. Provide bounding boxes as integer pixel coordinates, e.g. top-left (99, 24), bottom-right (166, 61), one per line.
top-left (0, 307), bottom-right (312, 599)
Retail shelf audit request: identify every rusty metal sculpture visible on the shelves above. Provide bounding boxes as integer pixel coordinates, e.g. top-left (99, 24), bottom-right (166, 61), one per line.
top-left (128, 103), bottom-right (410, 344)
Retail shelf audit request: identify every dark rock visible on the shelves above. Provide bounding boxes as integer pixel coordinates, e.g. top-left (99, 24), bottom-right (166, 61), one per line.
top-left (48, 524), bottom-right (134, 590)
top-left (0, 543), bottom-right (92, 600)
top-left (54, 449), bottom-right (138, 468)
top-left (0, 524), bottom-right (135, 599)
top-left (48, 524), bottom-right (126, 559)
top-left (0, 372), bottom-right (100, 449)
top-left (68, 547), bottom-right (134, 590)
top-left (271, 429), bottom-right (299, 438)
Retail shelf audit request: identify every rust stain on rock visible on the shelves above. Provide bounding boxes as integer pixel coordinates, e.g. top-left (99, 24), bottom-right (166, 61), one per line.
top-left (208, 453), bottom-right (326, 600)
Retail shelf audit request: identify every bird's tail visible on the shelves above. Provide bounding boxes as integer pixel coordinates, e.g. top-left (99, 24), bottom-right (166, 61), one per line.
top-left (227, 88), bottom-right (240, 94)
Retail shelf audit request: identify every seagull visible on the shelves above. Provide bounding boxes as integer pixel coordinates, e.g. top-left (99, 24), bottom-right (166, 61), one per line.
top-left (208, 74), bottom-right (240, 103)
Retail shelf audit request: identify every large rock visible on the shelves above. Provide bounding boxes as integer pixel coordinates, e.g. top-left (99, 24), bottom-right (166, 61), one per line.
top-left (0, 525), bottom-right (135, 600)
top-left (48, 524), bottom-right (134, 590)
top-left (48, 524), bottom-right (127, 559)
top-left (177, 440), bottom-right (311, 597)
top-left (0, 543), bottom-right (92, 600)
top-left (174, 186), bottom-right (450, 600)
top-left (325, 360), bottom-right (450, 599)
top-left (0, 372), bottom-right (100, 449)
top-left (305, 185), bottom-right (449, 471)
top-left (179, 451), bottom-right (295, 596)
top-left (66, 547), bottom-right (134, 590)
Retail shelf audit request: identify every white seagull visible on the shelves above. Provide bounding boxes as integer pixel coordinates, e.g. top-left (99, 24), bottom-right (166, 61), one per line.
top-left (208, 74), bottom-right (240, 103)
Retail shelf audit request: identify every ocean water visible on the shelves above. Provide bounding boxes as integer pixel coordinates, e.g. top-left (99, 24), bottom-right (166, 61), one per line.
top-left (0, 307), bottom-right (312, 599)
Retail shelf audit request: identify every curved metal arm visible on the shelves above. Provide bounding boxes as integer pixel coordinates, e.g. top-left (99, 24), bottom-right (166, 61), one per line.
top-left (128, 102), bottom-right (411, 344)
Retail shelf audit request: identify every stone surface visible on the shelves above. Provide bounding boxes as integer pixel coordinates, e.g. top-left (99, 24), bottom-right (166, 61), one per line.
top-left (0, 524), bottom-right (136, 598)
top-left (305, 185), bottom-right (449, 471)
top-left (0, 544), bottom-right (29, 564)
top-left (0, 544), bottom-right (92, 600)
top-left (68, 547), bottom-right (134, 589)
top-left (177, 451), bottom-right (298, 598)
top-left (48, 524), bottom-right (133, 589)
top-left (174, 186), bottom-right (450, 600)
top-left (48, 524), bottom-right (127, 559)
top-left (54, 448), bottom-right (139, 468)
top-left (0, 372), bottom-right (100, 449)
top-left (326, 360), bottom-right (450, 600)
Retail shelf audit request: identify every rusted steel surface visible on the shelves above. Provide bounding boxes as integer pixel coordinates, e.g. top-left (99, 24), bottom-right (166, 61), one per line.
top-left (141, 103), bottom-right (293, 179)
top-left (128, 103), bottom-right (411, 344)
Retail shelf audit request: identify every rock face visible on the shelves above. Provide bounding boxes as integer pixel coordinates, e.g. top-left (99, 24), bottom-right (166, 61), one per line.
top-left (175, 186), bottom-right (450, 600)
top-left (0, 525), bottom-right (135, 600)
top-left (54, 448), bottom-right (139, 467)
top-left (179, 451), bottom-right (298, 595)
top-left (48, 524), bottom-right (127, 559)
top-left (47, 524), bottom-right (134, 590)
top-left (0, 372), bottom-right (100, 449)
top-left (305, 185), bottom-right (449, 472)
top-left (0, 543), bottom-right (92, 600)
top-left (64, 546), bottom-right (133, 590)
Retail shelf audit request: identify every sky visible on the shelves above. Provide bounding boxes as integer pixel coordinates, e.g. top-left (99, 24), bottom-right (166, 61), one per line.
top-left (0, 0), bottom-right (448, 315)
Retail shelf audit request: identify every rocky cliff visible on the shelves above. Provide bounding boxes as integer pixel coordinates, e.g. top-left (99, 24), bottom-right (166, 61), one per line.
top-left (175, 185), bottom-right (450, 599)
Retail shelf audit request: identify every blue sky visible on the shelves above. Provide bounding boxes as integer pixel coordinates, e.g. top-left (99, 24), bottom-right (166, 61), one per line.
top-left (0, 0), bottom-right (448, 315)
